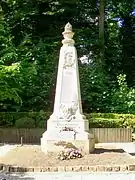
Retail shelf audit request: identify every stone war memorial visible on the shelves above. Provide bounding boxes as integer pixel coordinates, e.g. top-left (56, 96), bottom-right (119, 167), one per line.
top-left (41, 23), bottom-right (95, 154)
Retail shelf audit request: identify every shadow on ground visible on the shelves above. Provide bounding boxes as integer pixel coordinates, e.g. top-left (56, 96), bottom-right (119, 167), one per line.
top-left (92, 148), bottom-right (125, 154)
top-left (0, 172), bottom-right (34, 180)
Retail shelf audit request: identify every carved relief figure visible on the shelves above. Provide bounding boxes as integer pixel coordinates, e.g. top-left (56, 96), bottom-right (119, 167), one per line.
top-left (59, 102), bottom-right (78, 122)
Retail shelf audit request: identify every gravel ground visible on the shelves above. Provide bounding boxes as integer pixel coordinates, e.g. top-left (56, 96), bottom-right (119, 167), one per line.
top-left (0, 144), bottom-right (16, 157)
top-left (0, 144), bottom-right (135, 168)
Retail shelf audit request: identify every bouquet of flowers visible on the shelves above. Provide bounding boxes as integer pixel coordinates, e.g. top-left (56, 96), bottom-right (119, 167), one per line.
top-left (57, 148), bottom-right (82, 160)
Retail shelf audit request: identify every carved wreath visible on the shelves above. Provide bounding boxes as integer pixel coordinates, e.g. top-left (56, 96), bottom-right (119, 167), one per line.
top-left (63, 52), bottom-right (75, 69)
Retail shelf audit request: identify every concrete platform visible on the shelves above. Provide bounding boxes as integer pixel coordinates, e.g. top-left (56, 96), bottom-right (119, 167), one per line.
top-left (1, 172), bottom-right (135, 180)
top-left (96, 142), bottom-right (135, 156)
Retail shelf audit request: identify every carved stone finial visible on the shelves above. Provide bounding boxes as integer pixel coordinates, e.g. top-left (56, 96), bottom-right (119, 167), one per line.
top-left (62, 22), bottom-right (75, 45)
top-left (64, 22), bottom-right (72, 32)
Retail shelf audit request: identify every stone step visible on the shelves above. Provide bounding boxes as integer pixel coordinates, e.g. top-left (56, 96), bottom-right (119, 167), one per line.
top-left (121, 143), bottom-right (135, 156)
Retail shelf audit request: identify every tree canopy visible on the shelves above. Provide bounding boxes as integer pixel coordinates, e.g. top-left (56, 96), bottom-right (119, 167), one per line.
top-left (0, 0), bottom-right (135, 113)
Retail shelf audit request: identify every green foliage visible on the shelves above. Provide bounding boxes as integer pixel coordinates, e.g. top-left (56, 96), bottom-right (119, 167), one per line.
top-left (86, 113), bottom-right (135, 129)
top-left (15, 117), bottom-right (35, 128)
top-left (86, 112), bottom-right (135, 130)
top-left (120, 14), bottom-right (135, 85)
top-left (36, 120), bottom-right (45, 128)
top-left (0, 65), bottom-right (21, 103)
top-left (89, 118), bottom-right (123, 128)
top-left (109, 74), bottom-right (135, 113)
top-left (0, 112), bottom-right (135, 130)
top-left (19, 39), bottom-right (58, 112)
top-left (87, 74), bottom-right (135, 113)
top-left (0, 0), bottom-right (135, 114)
top-left (0, 6), bottom-right (21, 105)
top-left (88, 112), bottom-right (135, 119)
top-left (79, 64), bottom-right (109, 112)
top-left (0, 112), bottom-right (50, 127)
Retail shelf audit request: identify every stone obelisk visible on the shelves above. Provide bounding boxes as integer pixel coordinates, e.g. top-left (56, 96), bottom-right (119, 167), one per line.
top-left (41, 23), bottom-right (95, 153)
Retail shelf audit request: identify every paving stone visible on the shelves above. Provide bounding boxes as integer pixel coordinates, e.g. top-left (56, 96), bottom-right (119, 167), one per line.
top-left (65, 166), bottom-right (75, 171)
top-left (96, 165), bottom-right (105, 172)
top-left (58, 166), bottom-right (66, 172)
top-left (1, 172), bottom-right (135, 180)
top-left (81, 166), bottom-right (90, 171)
top-left (120, 165), bottom-right (128, 171)
top-left (3, 165), bottom-right (10, 172)
top-left (27, 167), bottom-right (34, 172)
top-left (111, 166), bottom-right (120, 172)
top-left (0, 164), bottom-right (3, 170)
top-left (104, 166), bottom-right (112, 171)
top-left (40, 167), bottom-right (48, 172)
top-left (128, 164), bottom-right (135, 171)
top-left (53, 167), bottom-right (59, 172)
top-left (70, 166), bottom-right (82, 172)
top-left (9, 166), bottom-right (18, 172)
top-left (34, 167), bottom-right (42, 172)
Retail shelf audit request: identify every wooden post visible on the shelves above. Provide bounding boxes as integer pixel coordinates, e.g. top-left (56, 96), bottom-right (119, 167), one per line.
top-left (21, 136), bottom-right (23, 146)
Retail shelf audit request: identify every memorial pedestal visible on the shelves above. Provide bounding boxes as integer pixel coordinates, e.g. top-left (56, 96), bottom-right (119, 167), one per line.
top-left (41, 23), bottom-right (95, 154)
top-left (41, 129), bottom-right (95, 154)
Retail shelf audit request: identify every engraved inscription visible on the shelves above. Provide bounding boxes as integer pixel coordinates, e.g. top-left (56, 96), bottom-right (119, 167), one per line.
top-left (55, 122), bottom-right (81, 131)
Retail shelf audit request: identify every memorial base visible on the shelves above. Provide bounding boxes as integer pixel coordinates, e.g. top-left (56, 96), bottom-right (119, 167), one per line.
top-left (41, 130), bottom-right (95, 154)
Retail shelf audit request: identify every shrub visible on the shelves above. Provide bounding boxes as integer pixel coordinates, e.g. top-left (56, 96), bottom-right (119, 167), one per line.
top-left (0, 112), bottom-right (135, 129)
top-left (88, 118), bottom-right (123, 128)
top-left (86, 113), bottom-right (135, 119)
top-left (15, 117), bottom-right (35, 128)
top-left (86, 113), bottom-right (135, 129)
top-left (0, 112), bottom-right (50, 127)
top-left (36, 120), bottom-right (46, 128)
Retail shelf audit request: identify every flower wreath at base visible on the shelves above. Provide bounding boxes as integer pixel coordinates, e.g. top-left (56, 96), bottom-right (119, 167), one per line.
top-left (57, 148), bottom-right (82, 160)
top-left (56, 127), bottom-right (83, 160)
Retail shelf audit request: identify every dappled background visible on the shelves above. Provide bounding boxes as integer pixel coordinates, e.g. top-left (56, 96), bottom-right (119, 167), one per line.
top-left (0, 0), bottom-right (135, 114)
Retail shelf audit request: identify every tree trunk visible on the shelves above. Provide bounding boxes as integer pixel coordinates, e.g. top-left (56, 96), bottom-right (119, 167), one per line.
top-left (99, 0), bottom-right (105, 66)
